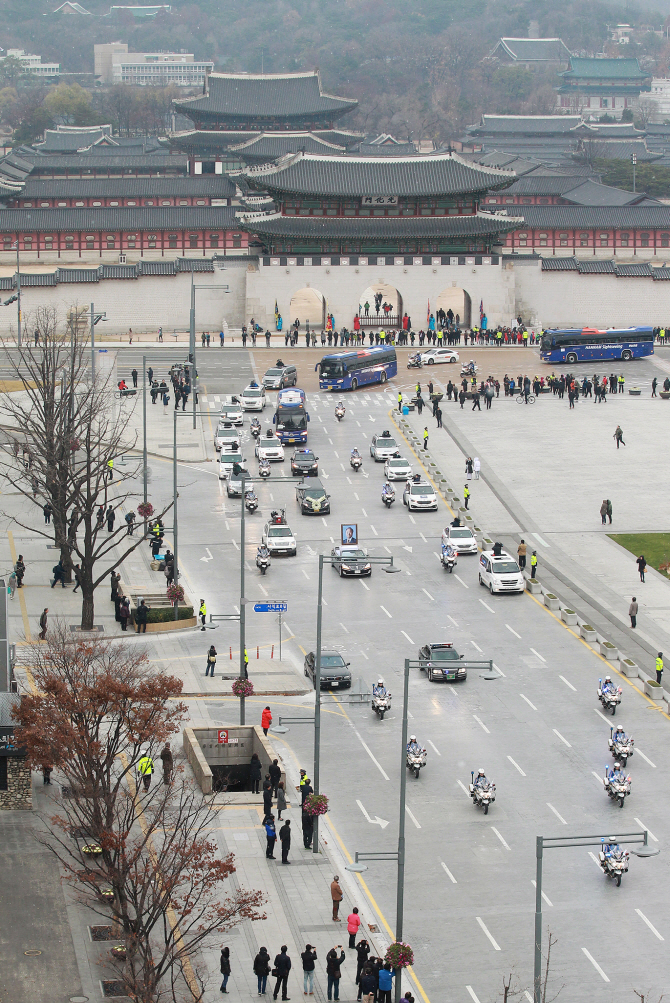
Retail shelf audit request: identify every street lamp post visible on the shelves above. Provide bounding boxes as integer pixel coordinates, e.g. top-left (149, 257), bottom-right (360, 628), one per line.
top-left (239, 472), bottom-right (246, 724)
top-left (631, 152), bottom-right (637, 194)
top-left (89, 303), bottom-right (107, 383)
top-left (14, 240), bottom-right (21, 348)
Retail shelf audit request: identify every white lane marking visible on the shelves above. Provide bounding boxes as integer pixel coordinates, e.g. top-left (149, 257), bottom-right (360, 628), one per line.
top-left (588, 851), bottom-right (600, 867)
top-left (507, 756), bottom-right (526, 776)
top-left (506, 623), bottom-right (521, 638)
top-left (635, 909), bottom-right (664, 941)
top-left (470, 640), bottom-right (482, 652)
top-left (356, 420), bottom-right (361, 427)
top-left (492, 661), bottom-right (506, 677)
top-left (380, 605), bottom-right (392, 618)
top-left (322, 517), bottom-right (328, 527)
top-left (524, 993), bottom-right (533, 1002)
top-left (401, 630), bottom-right (414, 644)
top-left (553, 729), bottom-right (571, 748)
top-left (360, 581), bottom-right (370, 591)
top-left (455, 575), bottom-right (469, 589)
top-left (581, 948), bottom-right (610, 983)
top-left (383, 545), bottom-right (392, 554)
top-left (231, 539), bottom-right (239, 550)
top-left (360, 651), bottom-right (369, 660)
top-left (407, 709), bottom-right (414, 719)
top-left (530, 647), bottom-right (546, 663)
top-left (559, 675), bottom-right (576, 691)
top-left (354, 493), bottom-right (359, 501)
top-left (405, 806), bottom-right (422, 829)
top-left (466, 988), bottom-right (481, 1003)
top-left (354, 730), bottom-right (390, 781)
top-left (491, 826), bottom-right (510, 850)
top-left (346, 476), bottom-right (352, 484)
top-left (422, 588), bottom-right (434, 601)
top-left (224, 519), bottom-right (229, 530)
top-left (531, 880), bottom-right (553, 907)
top-left (448, 615), bottom-right (459, 627)
top-left (520, 693), bottom-right (537, 711)
top-left (636, 749), bottom-right (657, 768)
top-left (428, 739), bottom-right (441, 756)
top-left (259, 584), bottom-right (268, 596)
top-left (302, 569), bottom-right (310, 580)
top-left (440, 860), bottom-right (457, 884)
top-left (322, 598), bottom-right (328, 607)
top-left (476, 916), bottom-right (501, 951)
top-left (546, 802), bottom-right (567, 825)
top-left (333, 448), bottom-right (338, 456)
top-left (634, 817), bottom-right (658, 841)
top-left (594, 707), bottom-right (611, 724)
top-left (592, 771), bottom-right (605, 786)
top-left (420, 532), bottom-right (427, 543)
top-left (340, 463), bottom-right (345, 471)
top-left (339, 622), bottom-right (349, 634)
top-left (362, 508), bottom-right (368, 517)
top-left (533, 533), bottom-right (550, 548)
top-left (370, 525), bottom-right (378, 536)
top-left (473, 715), bottom-right (490, 734)
top-left (479, 599), bottom-right (495, 613)
top-left (456, 779), bottom-right (470, 796)
top-left (433, 551), bottom-right (441, 560)
top-left (408, 514), bottom-right (416, 524)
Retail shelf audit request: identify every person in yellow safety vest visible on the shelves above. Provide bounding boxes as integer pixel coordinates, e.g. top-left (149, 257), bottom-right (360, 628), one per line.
top-left (137, 753), bottom-right (154, 791)
top-left (397, 391), bottom-right (403, 412)
top-left (522, 330), bottom-right (528, 345)
top-left (107, 458), bottom-right (114, 480)
top-left (464, 484), bottom-right (470, 509)
top-left (379, 330), bottom-right (386, 344)
top-left (423, 427), bottom-right (429, 451)
top-left (199, 598), bottom-right (207, 631)
top-left (618, 374), bottom-right (625, 394)
top-left (656, 652), bottom-right (663, 685)
top-left (496, 331), bottom-right (502, 344)
top-left (244, 647), bottom-right (249, 678)
top-left (531, 551), bottom-right (538, 577)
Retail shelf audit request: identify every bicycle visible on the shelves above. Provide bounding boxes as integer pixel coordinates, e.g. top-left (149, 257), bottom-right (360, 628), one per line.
top-left (516, 393), bottom-right (536, 404)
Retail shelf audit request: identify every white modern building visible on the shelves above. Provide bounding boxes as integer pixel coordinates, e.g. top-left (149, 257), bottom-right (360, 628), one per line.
top-left (0, 49), bottom-right (60, 78)
top-left (641, 78), bottom-right (670, 122)
top-left (94, 43), bottom-right (213, 86)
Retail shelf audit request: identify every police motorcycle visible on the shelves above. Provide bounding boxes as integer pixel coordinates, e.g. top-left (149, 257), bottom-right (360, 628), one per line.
top-left (469, 769), bottom-right (496, 815)
top-left (407, 352), bottom-right (423, 369)
top-left (381, 482), bottom-right (395, 508)
top-left (335, 401), bottom-right (346, 421)
top-left (608, 726), bottom-right (634, 766)
top-left (598, 675), bottom-right (622, 715)
top-left (460, 360), bottom-right (478, 378)
top-left (258, 457), bottom-right (271, 478)
top-left (372, 678), bottom-right (392, 720)
top-left (603, 762), bottom-right (631, 808)
top-left (599, 839), bottom-right (629, 887)
top-left (256, 544), bottom-right (271, 576)
top-left (350, 447), bottom-right (363, 472)
top-left (441, 542), bottom-right (457, 573)
top-left (406, 735), bottom-right (427, 778)
top-left (250, 417), bottom-right (261, 439)
top-left (244, 489), bottom-right (258, 514)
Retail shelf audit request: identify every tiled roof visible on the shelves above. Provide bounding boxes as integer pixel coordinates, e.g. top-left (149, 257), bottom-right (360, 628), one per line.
top-left (577, 259), bottom-right (615, 273)
top-left (571, 122), bottom-right (643, 137)
top-left (491, 38), bottom-right (572, 61)
top-left (494, 174), bottom-right (596, 195)
top-left (163, 131), bottom-right (261, 151)
top-left (238, 211), bottom-right (521, 239)
top-left (561, 57), bottom-right (648, 81)
top-left (541, 256), bottom-right (578, 270)
top-left (14, 176), bottom-right (236, 200)
top-left (244, 151), bottom-right (516, 197)
top-left (0, 258), bottom-right (220, 287)
top-left (575, 141), bottom-right (662, 162)
top-left (174, 71), bottom-right (357, 120)
top-left (0, 206), bottom-right (237, 232)
top-left (357, 142), bottom-right (417, 157)
top-left (652, 266), bottom-right (670, 280)
top-left (23, 153), bottom-right (187, 171)
top-left (511, 205), bottom-right (670, 228)
top-left (561, 180), bottom-right (656, 206)
top-left (230, 132), bottom-right (347, 160)
top-left (615, 262), bottom-right (653, 276)
top-left (469, 116), bottom-right (582, 135)
top-left (36, 129), bottom-right (117, 152)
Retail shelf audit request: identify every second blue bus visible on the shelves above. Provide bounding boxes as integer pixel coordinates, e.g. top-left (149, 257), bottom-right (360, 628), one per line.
top-left (540, 327), bottom-right (654, 365)
top-left (273, 388), bottom-right (310, 444)
top-left (316, 346), bottom-right (397, 391)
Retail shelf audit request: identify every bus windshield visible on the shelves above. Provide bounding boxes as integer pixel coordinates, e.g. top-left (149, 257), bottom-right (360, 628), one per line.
top-left (319, 359), bottom-right (344, 378)
top-left (276, 411), bottom-right (307, 431)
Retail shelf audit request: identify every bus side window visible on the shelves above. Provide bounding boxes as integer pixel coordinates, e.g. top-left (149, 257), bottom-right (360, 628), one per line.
top-left (307, 413), bottom-right (310, 422)
top-left (272, 414), bottom-right (276, 424)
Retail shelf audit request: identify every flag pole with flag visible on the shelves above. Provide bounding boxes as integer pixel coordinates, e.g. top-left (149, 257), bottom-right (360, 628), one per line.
top-left (427, 299), bottom-right (430, 325)
top-left (479, 299), bottom-right (484, 326)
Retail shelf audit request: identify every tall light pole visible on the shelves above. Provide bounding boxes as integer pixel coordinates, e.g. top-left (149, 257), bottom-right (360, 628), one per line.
top-left (631, 152), bottom-right (637, 194)
top-left (89, 303), bottom-right (107, 383)
top-left (239, 472), bottom-right (246, 724)
top-left (12, 239), bottom-right (21, 348)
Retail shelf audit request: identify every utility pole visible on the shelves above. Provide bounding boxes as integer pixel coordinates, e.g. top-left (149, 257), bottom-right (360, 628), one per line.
top-left (172, 408), bottom-right (179, 621)
top-left (239, 473), bottom-right (246, 724)
top-left (631, 152), bottom-right (637, 194)
top-left (189, 275), bottom-right (196, 430)
top-left (394, 658), bottom-right (410, 1003)
top-left (15, 240), bottom-right (21, 348)
top-left (90, 301), bottom-right (96, 382)
top-left (312, 554), bottom-right (324, 853)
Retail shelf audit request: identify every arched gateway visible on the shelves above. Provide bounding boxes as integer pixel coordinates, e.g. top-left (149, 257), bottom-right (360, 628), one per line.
top-left (288, 287), bottom-right (326, 329)
top-left (358, 282), bottom-right (403, 327)
top-left (436, 287), bottom-right (472, 328)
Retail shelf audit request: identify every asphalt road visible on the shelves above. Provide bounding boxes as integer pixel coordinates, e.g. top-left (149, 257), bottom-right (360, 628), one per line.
top-left (125, 345), bottom-right (670, 1003)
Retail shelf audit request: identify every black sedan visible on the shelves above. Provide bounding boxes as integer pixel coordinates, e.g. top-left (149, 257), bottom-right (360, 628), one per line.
top-left (330, 546), bottom-right (371, 577)
top-left (291, 448), bottom-right (319, 476)
top-left (418, 642), bottom-right (467, 682)
top-left (304, 650), bottom-right (352, 689)
top-left (296, 478), bottom-right (330, 515)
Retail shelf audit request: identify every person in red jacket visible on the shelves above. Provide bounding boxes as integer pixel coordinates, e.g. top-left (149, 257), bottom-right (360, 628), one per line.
top-left (261, 706), bottom-right (272, 736)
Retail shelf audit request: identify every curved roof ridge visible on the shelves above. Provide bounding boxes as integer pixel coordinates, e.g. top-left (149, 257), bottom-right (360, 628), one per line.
top-left (248, 150), bottom-right (515, 177)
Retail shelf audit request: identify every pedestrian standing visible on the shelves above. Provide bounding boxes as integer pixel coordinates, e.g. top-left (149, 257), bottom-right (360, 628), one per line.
top-left (423, 427), bottom-right (428, 450)
top-left (464, 484), bottom-right (470, 509)
top-left (7, 570), bottom-right (16, 600)
top-left (261, 705), bottom-right (272, 735)
top-left (264, 814), bottom-right (276, 859)
top-left (355, 940), bottom-right (370, 992)
top-left (42, 764), bottom-right (52, 785)
top-left (600, 499), bottom-right (608, 525)
top-left (629, 597), bottom-right (638, 629)
top-left (106, 505), bottom-right (115, 532)
top-left (473, 457), bottom-right (480, 479)
top-left (652, 377), bottom-right (658, 397)
top-left (279, 818), bottom-right (291, 863)
top-left (135, 599), bottom-right (149, 633)
top-left (302, 809), bottom-right (314, 848)
top-left (397, 391), bottom-right (403, 413)
top-left (43, 501), bottom-right (52, 524)
top-left (119, 597), bottom-right (130, 631)
top-left (131, 368), bottom-right (138, 388)
top-left (435, 406), bottom-right (442, 428)
top-left (137, 752), bottom-right (154, 791)
top-left (331, 875), bottom-right (343, 921)
top-left (38, 607), bottom-right (48, 640)
top-left (326, 946), bottom-right (345, 1001)
top-left (205, 644), bottom-right (217, 677)
top-left (272, 946), bottom-right (291, 1001)
top-left (606, 499), bottom-right (612, 525)
top-left (219, 946), bottom-right (231, 994)
top-left (613, 425), bottom-right (625, 448)
top-left (199, 598), bottom-right (207, 630)
top-left (517, 539), bottom-right (527, 569)
top-left (359, 966), bottom-right (376, 1003)
top-left (378, 963), bottom-right (394, 1003)
top-left (530, 551), bottom-right (538, 577)
top-left (471, 389), bottom-right (481, 410)
top-left (269, 758), bottom-right (281, 796)
top-left (163, 390), bottom-right (170, 413)
top-left (160, 741), bottom-right (173, 785)
top-left (263, 777), bottom-right (273, 817)
top-left (254, 947), bottom-right (271, 997)
top-left (276, 781), bottom-right (287, 820)
top-left (656, 652), bottom-right (663, 685)
top-left (249, 752), bottom-right (262, 794)
top-left (416, 394), bottom-right (423, 415)
top-left (51, 560), bottom-right (66, 588)
top-left (347, 907), bottom-right (361, 948)
top-left (301, 944), bottom-right (317, 996)
top-left (637, 554), bottom-right (646, 582)
top-left (465, 457), bottom-right (473, 479)
top-left (15, 555), bottom-right (25, 588)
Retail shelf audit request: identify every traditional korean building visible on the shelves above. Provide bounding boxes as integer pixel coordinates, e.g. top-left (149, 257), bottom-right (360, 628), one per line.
top-left (238, 151), bottom-right (520, 257)
top-left (557, 57), bottom-right (651, 117)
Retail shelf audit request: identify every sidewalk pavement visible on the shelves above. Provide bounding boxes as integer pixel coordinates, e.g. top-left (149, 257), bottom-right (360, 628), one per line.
top-left (392, 392), bottom-right (670, 694)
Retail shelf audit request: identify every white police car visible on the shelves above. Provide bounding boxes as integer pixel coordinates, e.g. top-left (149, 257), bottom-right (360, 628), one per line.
top-left (403, 477), bottom-right (438, 511)
top-left (478, 549), bottom-right (524, 594)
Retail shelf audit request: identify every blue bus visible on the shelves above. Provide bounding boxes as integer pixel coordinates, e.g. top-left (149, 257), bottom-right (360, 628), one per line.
top-left (316, 346), bottom-right (397, 391)
top-left (273, 388), bottom-right (310, 444)
top-left (540, 327), bottom-right (654, 365)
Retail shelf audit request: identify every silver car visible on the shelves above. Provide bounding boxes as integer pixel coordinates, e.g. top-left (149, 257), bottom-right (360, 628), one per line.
top-left (384, 456), bottom-right (412, 481)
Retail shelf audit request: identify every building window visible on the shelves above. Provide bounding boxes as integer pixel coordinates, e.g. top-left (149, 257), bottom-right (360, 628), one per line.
top-left (488, 198), bottom-right (498, 204)
top-left (232, 234), bottom-right (242, 249)
top-left (40, 202), bottom-right (49, 207)
top-left (168, 234), bottom-right (178, 248)
top-left (179, 199), bottom-right (188, 205)
top-left (518, 233), bottom-right (528, 246)
top-left (161, 200), bottom-right (171, 205)
top-left (57, 201), bottom-right (67, 206)
top-left (65, 236), bottom-right (74, 246)
top-left (144, 200), bottom-right (154, 206)
top-left (620, 232), bottom-right (630, 247)
top-left (505, 198), bottom-right (514, 204)
top-left (75, 201), bottom-right (84, 207)
top-left (522, 198), bottom-right (532, 204)
top-left (189, 234), bottom-right (198, 248)
top-left (196, 200), bottom-right (206, 205)
top-left (539, 198), bottom-right (549, 204)
top-left (209, 234), bottom-right (220, 248)
top-left (109, 201), bottom-right (118, 207)
top-left (44, 237), bottom-right (53, 248)
top-left (640, 233), bottom-right (650, 247)
top-left (539, 232), bottom-right (548, 246)
top-left (23, 237), bottom-right (33, 247)
top-left (92, 201), bottom-right (101, 207)
top-left (23, 202), bottom-right (33, 208)
top-left (106, 236), bottom-right (116, 246)
top-left (580, 232), bottom-right (589, 246)
top-left (127, 201), bottom-right (137, 206)
top-left (599, 233), bottom-right (609, 246)
top-left (147, 234), bottom-right (157, 248)
top-left (559, 233), bottom-right (568, 246)
top-left (3, 236), bottom-right (11, 248)
top-left (661, 233), bottom-right (670, 247)
top-left (127, 235), bottom-right (137, 248)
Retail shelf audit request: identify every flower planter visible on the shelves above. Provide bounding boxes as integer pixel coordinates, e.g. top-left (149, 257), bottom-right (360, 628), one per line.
top-left (543, 593), bottom-right (560, 611)
top-left (82, 844), bottom-right (103, 858)
top-left (659, 391), bottom-right (670, 400)
top-left (628, 388), bottom-right (641, 396)
top-left (526, 578), bottom-right (542, 594)
top-left (644, 679), bottom-right (664, 701)
top-left (600, 641), bottom-right (618, 660)
top-left (619, 658), bottom-right (639, 678)
top-left (560, 608), bottom-right (578, 625)
top-left (110, 946), bottom-right (126, 961)
top-left (97, 888), bottom-right (115, 904)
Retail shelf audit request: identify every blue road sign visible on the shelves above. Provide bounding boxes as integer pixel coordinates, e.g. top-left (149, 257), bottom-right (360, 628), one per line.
top-left (254, 602), bottom-right (288, 613)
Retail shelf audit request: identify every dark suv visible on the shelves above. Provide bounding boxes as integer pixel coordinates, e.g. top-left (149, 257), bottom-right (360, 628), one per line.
top-left (291, 448), bottom-right (318, 476)
top-left (418, 642), bottom-right (467, 683)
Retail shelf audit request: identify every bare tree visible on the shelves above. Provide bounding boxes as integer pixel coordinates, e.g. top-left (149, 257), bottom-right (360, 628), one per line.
top-left (0, 307), bottom-right (171, 628)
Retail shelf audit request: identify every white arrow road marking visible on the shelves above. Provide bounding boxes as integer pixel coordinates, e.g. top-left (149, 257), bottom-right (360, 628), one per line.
top-left (200, 548), bottom-right (214, 562)
top-left (356, 799), bottom-right (389, 828)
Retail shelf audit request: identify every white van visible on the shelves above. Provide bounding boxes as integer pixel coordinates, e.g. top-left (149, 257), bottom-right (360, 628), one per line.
top-left (478, 549), bottom-right (524, 594)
